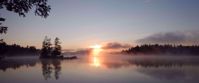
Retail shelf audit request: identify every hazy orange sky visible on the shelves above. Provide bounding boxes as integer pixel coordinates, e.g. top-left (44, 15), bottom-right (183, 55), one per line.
top-left (1, 0), bottom-right (199, 49)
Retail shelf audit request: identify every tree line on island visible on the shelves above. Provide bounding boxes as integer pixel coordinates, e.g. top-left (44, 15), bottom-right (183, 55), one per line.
top-left (40, 36), bottom-right (77, 59)
top-left (40, 36), bottom-right (62, 58)
top-left (0, 36), bottom-right (63, 58)
top-left (122, 44), bottom-right (199, 56)
top-left (0, 36), bottom-right (78, 59)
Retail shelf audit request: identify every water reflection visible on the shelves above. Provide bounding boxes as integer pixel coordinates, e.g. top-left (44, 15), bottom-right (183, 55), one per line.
top-left (1, 56), bottom-right (199, 82)
top-left (127, 56), bottom-right (199, 67)
top-left (40, 59), bottom-right (61, 80)
top-left (137, 66), bottom-right (199, 81)
top-left (0, 57), bottom-right (38, 71)
top-left (1, 56), bottom-right (199, 70)
top-left (89, 47), bottom-right (102, 67)
top-left (91, 57), bottom-right (101, 67)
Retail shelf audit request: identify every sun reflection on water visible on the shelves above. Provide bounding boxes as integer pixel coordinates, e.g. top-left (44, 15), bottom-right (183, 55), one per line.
top-left (89, 44), bottom-right (102, 67)
top-left (91, 57), bottom-right (101, 67)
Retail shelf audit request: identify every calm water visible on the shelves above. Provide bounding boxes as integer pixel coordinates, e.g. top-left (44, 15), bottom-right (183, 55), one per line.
top-left (0, 55), bottom-right (199, 83)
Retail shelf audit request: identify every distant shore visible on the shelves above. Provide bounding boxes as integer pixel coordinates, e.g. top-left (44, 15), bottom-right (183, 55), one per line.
top-left (123, 44), bottom-right (199, 56)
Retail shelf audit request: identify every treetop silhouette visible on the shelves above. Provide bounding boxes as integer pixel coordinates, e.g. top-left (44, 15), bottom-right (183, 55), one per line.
top-left (0, 0), bottom-right (51, 18)
top-left (0, 0), bottom-right (51, 40)
top-left (40, 36), bottom-right (62, 59)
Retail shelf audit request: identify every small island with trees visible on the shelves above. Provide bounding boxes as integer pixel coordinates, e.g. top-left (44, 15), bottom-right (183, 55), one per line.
top-left (40, 36), bottom-right (77, 59)
top-left (0, 0), bottom-right (199, 60)
top-left (0, 0), bottom-right (77, 60)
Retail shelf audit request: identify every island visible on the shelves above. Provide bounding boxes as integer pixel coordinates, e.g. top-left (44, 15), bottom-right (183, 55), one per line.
top-left (40, 36), bottom-right (77, 60)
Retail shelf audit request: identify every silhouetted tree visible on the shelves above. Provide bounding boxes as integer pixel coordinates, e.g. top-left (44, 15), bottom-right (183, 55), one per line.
top-left (0, 40), bottom-right (6, 57)
top-left (0, 17), bottom-right (7, 34)
top-left (0, 0), bottom-right (51, 59)
top-left (0, 0), bottom-right (51, 33)
top-left (0, 0), bottom-right (51, 44)
top-left (0, 0), bottom-right (51, 18)
top-left (0, 17), bottom-right (7, 47)
top-left (40, 37), bottom-right (63, 59)
top-left (40, 36), bottom-right (52, 58)
top-left (52, 37), bottom-right (62, 57)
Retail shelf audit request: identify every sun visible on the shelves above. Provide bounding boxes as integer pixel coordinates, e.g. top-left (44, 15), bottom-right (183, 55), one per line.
top-left (90, 44), bottom-right (102, 49)
top-left (89, 44), bottom-right (102, 56)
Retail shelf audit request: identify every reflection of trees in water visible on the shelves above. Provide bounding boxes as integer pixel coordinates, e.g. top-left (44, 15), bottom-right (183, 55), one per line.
top-left (41, 59), bottom-right (61, 80)
top-left (100, 56), bottom-right (199, 81)
top-left (0, 58), bottom-right (62, 80)
top-left (97, 56), bottom-right (199, 69)
top-left (1, 56), bottom-right (199, 81)
top-left (127, 56), bottom-right (199, 67)
top-left (0, 58), bottom-right (38, 71)
top-left (127, 57), bottom-right (199, 81)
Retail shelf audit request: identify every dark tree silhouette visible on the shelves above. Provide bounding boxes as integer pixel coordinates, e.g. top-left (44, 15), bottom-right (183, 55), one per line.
top-left (0, 17), bottom-right (7, 34)
top-left (0, 0), bottom-right (51, 18)
top-left (40, 36), bottom-right (52, 58)
top-left (40, 37), bottom-right (63, 59)
top-left (52, 37), bottom-right (62, 57)
top-left (0, 0), bottom-right (51, 42)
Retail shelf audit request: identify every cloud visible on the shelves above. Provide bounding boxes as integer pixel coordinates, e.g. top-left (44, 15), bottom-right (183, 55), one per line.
top-left (102, 42), bottom-right (131, 49)
top-left (137, 31), bottom-right (199, 45)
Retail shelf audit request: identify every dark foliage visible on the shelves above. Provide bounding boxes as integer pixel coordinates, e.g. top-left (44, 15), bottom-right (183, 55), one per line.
top-left (40, 36), bottom-right (62, 58)
top-left (0, 0), bottom-right (51, 40)
top-left (0, 17), bottom-right (7, 34)
top-left (40, 36), bottom-right (52, 58)
top-left (0, 41), bottom-right (39, 56)
top-left (51, 37), bottom-right (61, 57)
top-left (0, 0), bottom-right (51, 18)
top-left (123, 44), bottom-right (199, 55)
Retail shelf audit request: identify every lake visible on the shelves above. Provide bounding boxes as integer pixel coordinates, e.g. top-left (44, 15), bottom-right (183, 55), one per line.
top-left (0, 54), bottom-right (199, 83)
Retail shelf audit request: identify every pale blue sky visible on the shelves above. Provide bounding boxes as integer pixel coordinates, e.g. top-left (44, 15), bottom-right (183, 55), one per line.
top-left (1, 0), bottom-right (199, 49)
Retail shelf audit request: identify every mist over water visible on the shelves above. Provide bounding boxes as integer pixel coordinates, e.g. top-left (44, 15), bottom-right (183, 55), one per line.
top-left (0, 54), bottom-right (199, 83)
top-left (1, 0), bottom-right (199, 83)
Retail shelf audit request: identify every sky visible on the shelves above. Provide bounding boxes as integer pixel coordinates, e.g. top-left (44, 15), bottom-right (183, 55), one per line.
top-left (1, 0), bottom-right (199, 49)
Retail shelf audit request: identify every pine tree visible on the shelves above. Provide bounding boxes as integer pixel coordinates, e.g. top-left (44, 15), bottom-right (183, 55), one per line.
top-left (52, 37), bottom-right (62, 57)
top-left (40, 36), bottom-right (52, 58)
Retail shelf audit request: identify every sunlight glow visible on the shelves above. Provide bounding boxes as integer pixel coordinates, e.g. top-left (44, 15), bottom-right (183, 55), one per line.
top-left (90, 44), bottom-right (102, 49)
top-left (89, 44), bottom-right (103, 67)
top-left (91, 57), bottom-right (101, 67)
top-left (90, 44), bottom-right (102, 56)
